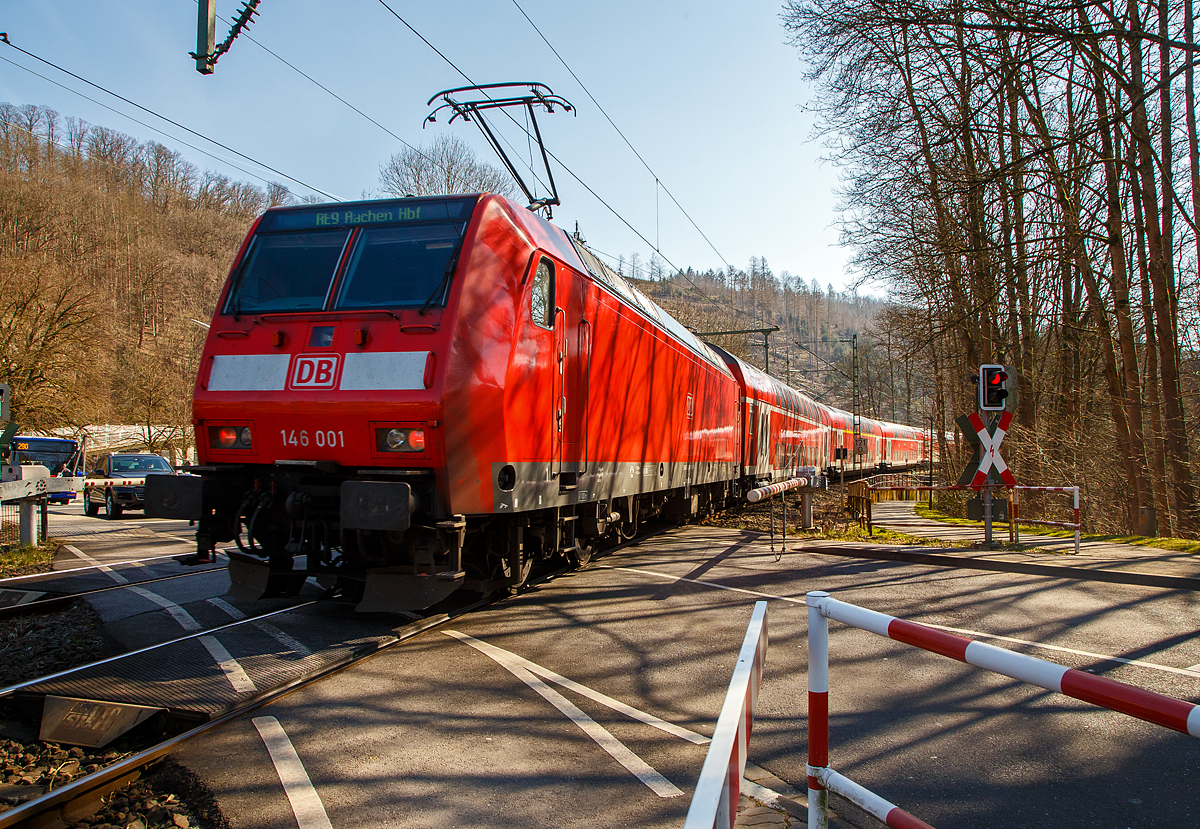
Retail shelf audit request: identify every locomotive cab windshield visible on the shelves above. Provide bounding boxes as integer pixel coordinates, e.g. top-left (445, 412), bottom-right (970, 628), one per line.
top-left (224, 197), bottom-right (476, 315)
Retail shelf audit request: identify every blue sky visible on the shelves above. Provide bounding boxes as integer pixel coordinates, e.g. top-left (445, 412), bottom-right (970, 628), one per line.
top-left (0, 1), bottom-right (866, 292)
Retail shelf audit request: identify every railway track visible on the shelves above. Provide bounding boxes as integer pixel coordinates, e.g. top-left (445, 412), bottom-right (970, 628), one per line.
top-left (0, 558), bottom-right (579, 829)
top-left (0, 561), bottom-right (227, 620)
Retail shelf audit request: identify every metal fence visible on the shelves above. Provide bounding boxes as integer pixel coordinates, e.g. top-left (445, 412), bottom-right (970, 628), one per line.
top-left (0, 501), bottom-right (18, 548)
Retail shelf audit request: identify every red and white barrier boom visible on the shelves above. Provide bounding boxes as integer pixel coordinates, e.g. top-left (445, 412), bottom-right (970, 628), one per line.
top-left (747, 478), bottom-right (810, 503)
top-left (806, 590), bottom-right (1199, 829)
top-left (82, 477), bottom-right (146, 489)
top-left (683, 601), bottom-right (768, 829)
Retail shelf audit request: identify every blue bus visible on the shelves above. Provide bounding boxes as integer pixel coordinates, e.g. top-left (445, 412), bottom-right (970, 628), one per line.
top-left (7, 436), bottom-right (84, 504)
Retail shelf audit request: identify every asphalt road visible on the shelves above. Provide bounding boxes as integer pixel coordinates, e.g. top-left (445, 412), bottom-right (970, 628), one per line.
top-left (45, 499), bottom-right (199, 566)
top-left (143, 526), bottom-right (1200, 829)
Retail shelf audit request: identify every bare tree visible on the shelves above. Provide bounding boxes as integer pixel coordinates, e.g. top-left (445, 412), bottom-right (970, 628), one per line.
top-left (378, 134), bottom-right (516, 198)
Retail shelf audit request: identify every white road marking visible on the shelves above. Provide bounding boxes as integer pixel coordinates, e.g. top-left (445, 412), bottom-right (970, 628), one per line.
top-left (125, 585), bottom-right (203, 631)
top-left (0, 552), bottom-right (214, 584)
top-left (60, 545), bottom-right (131, 584)
top-left (605, 564), bottom-right (1200, 679)
top-left (446, 631), bottom-right (708, 744)
top-left (208, 597), bottom-right (312, 657)
top-left (446, 630), bottom-right (683, 798)
top-left (62, 545), bottom-right (258, 696)
top-left (253, 716), bottom-right (334, 829)
top-left (200, 635), bottom-right (257, 693)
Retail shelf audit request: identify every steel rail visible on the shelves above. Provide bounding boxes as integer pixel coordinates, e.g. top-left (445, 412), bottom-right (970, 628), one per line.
top-left (0, 552), bottom-right (224, 585)
top-left (0, 565), bottom-right (228, 619)
top-left (0, 600), bottom-right (316, 698)
top-left (0, 558), bottom-right (581, 829)
top-left (0, 607), bottom-right (455, 829)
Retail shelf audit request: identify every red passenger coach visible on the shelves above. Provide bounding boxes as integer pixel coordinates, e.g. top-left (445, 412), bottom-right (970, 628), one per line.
top-left (148, 194), bottom-right (742, 612)
top-left (714, 349), bottom-right (830, 484)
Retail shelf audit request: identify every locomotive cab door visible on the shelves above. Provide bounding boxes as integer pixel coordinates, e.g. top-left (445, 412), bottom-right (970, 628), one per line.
top-left (554, 265), bottom-right (589, 492)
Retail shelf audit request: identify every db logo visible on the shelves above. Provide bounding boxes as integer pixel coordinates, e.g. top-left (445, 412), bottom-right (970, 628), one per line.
top-left (290, 355), bottom-right (340, 389)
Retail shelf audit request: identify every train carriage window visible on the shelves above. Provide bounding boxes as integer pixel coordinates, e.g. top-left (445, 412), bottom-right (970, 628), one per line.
top-left (531, 258), bottom-right (554, 329)
top-left (334, 223), bottom-right (466, 310)
top-left (225, 230), bottom-right (350, 314)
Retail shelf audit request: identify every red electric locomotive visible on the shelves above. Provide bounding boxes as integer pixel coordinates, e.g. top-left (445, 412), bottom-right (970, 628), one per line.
top-left (150, 193), bottom-right (742, 611)
top-left (150, 191), bottom-right (930, 612)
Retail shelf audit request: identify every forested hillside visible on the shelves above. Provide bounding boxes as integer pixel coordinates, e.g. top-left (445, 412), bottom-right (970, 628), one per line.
top-left (622, 258), bottom-right (898, 417)
top-left (0, 102), bottom-right (287, 452)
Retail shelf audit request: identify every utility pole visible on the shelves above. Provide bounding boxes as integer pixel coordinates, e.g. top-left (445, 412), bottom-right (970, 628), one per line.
top-left (850, 334), bottom-right (861, 475)
top-left (692, 326), bottom-right (780, 373)
top-left (196, 1), bottom-right (216, 75)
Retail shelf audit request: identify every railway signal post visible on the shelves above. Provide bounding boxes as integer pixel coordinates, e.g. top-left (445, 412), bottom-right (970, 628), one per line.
top-left (958, 366), bottom-right (1018, 545)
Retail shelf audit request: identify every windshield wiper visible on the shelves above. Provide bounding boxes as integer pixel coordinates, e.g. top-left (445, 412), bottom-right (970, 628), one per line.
top-left (421, 235), bottom-right (465, 316)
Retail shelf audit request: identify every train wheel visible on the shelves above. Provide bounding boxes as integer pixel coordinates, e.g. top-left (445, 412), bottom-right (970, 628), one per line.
top-left (496, 550), bottom-right (533, 596)
top-left (567, 540), bottom-right (594, 569)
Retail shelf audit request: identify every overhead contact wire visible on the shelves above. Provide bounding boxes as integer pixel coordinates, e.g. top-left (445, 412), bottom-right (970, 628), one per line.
top-left (374, 2), bottom-right (748, 321)
top-left (0, 33), bottom-right (338, 200)
top-left (509, 0), bottom-right (733, 271)
top-left (373, 0), bottom-right (553, 196)
top-left (0, 55), bottom-right (307, 200)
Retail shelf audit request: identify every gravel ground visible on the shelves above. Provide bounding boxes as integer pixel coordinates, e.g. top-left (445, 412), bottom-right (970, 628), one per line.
top-left (702, 490), bottom-right (864, 536)
top-left (0, 595), bottom-right (229, 827)
top-left (0, 600), bottom-right (124, 687)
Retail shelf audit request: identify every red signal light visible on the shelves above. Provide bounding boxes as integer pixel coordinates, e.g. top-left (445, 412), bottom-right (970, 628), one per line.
top-left (979, 365), bottom-right (1010, 410)
top-left (217, 427), bottom-right (238, 448)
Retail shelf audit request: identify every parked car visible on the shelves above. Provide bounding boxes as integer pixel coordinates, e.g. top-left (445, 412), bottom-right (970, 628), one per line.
top-left (84, 453), bottom-right (176, 518)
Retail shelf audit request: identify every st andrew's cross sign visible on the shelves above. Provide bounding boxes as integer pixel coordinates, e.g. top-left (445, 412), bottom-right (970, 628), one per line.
top-left (955, 409), bottom-right (1016, 490)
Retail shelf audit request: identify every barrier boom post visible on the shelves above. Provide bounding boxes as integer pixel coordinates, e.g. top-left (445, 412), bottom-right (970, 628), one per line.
top-left (807, 592), bottom-right (829, 829)
top-left (682, 601), bottom-right (768, 829)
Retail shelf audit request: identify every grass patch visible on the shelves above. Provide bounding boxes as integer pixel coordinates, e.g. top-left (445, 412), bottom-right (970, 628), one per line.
top-left (786, 524), bottom-right (971, 547)
top-left (912, 502), bottom-right (1200, 555)
top-left (0, 538), bottom-right (57, 579)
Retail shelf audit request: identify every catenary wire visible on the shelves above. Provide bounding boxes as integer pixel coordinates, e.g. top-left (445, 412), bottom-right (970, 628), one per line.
top-left (509, 0), bottom-right (733, 271)
top-left (371, 1), bottom-right (553, 196)
top-left (0, 54), bottom-right (310, 201)
top-left (374, 0), bottom-right (753, 322)
top-left (199, 2), bottom-right (550, 198)
top-left (0, 33), bottom-right (338, 200)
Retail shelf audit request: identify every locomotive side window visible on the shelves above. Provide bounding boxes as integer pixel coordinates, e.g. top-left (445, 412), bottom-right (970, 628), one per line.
top-left (225, 230), bottom-right (350, 314)
top-left (334, 223), bottom-right (466, 310)
top-left (531, 258), bottom-right (554, 329)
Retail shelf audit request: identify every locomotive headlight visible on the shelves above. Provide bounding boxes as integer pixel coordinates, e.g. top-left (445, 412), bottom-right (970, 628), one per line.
top-left (209, 424), bottom-right (253, 450)
top-left (376, 427), bottom-right (428, 453)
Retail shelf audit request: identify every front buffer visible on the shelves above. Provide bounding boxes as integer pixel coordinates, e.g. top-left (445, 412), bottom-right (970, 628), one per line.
top-left (146, 466), bottom-right (467, 613)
